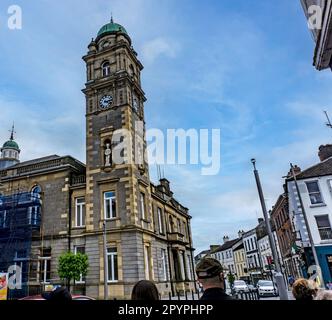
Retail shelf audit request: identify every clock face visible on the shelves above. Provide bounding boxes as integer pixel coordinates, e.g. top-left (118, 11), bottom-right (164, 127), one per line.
top-left (100, 95), bottom-right (113, 109)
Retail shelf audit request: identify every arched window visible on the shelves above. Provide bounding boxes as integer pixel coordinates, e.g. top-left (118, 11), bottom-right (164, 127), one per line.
top-left (31, 185), bottom-right (41, 199)
top-left (30, 185), bottom-right (42, 226)
top-left (31, 185), bottom-right (42, 196)
top-left (102, 61), bottom-right (111, 77)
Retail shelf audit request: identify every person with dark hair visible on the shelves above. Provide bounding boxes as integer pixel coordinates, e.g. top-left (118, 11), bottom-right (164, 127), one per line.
top-left (288, 275), bottom-right (295, 288)
top-left (131, 280), bottom-right (160, 301)
top-left (292, 278), bottom-right (318, 301)
top-left (196, 258), bottom-right (235, 300)
top-left (41, 286), bottom-right (72, 301)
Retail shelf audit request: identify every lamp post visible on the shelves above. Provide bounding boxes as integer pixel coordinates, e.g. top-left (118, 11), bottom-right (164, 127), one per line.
top-left (251, 159), bottom-right (289, 300)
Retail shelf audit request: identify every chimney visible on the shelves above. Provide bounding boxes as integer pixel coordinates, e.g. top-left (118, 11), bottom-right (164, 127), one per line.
top-left (287, 165), bottom-right (301, 178)
top-left (157, 178), bottom-right (173, 196)
top-left (318, 144), bottom-right (332, 162)
top-left (223, 236), bottom-right (230, 244)
top-left (238, 230), bottom-right (245, 238)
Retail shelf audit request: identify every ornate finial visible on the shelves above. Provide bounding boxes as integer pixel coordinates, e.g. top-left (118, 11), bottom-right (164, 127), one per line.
top-left (9, 123), bottom-right (15, 140)
top-left (111, 13), bottom-right (114, 24)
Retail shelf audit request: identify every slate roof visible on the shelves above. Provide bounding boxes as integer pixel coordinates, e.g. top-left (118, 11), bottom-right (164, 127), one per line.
top-left (210, 238), bottom-right (240, 254)
top-left (287, 157), bottom-right (332, 181)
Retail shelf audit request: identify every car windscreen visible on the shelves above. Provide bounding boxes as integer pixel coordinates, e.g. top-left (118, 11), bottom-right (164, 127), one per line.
top-left (234, 281), bottom-right (246, 285)
top-left (258, 281), bottom-right (273, 286)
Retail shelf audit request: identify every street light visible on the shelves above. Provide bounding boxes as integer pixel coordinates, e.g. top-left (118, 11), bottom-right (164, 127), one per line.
top-left (251, 158), bottom-right (289, 300)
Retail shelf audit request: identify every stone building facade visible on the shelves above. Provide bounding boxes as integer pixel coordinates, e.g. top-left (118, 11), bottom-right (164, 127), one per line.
top-left (0, 19), bottom-right (195, 299)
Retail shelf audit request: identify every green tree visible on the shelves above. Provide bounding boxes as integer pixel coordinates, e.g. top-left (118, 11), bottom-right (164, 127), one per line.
top-left (227, 272), bottom-right (236, 288)
top-left (58, 252), bottom-right (89, 290)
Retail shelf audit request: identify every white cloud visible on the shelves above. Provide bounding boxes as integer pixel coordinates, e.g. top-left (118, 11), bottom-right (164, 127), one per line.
top-left (142, 37), bottom-right (180, 64)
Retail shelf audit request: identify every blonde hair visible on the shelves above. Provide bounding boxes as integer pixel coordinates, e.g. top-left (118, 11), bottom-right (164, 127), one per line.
top-left (292, 279), bottom-right (318, 301)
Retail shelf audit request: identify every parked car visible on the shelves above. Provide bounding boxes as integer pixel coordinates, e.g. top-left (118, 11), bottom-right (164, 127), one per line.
top-left (233, 280), bottom-right (249, 293)
top-left (256, 280), bottom-right (278, 297)
top-left (20, 295), bottom-right (95, 300)
top-left (248, 284), bottom-right (257, 292)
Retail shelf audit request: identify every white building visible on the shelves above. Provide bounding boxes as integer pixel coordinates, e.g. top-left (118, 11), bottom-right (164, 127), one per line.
top-left (301, 0), bottom-right (332, 71)
top-left (258, 234), bottom-right (272, 272)
top-left (243, 226), bottom-right (262, 283)
top-left (210, 236), bottom-right (238, 275)
top-left (287, 145), bottom-right (332, 284)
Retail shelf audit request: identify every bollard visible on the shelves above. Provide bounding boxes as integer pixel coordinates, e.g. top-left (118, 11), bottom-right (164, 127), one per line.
top-left (275, 272), bottom-right (288, 300)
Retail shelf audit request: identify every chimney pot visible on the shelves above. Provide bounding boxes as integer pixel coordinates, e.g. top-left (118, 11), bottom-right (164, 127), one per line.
top-left (318, 144), bottom-right (332, 162)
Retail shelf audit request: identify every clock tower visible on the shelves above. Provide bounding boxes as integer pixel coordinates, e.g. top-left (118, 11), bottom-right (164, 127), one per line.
top-left (82, 18), bottom-right (155, 298)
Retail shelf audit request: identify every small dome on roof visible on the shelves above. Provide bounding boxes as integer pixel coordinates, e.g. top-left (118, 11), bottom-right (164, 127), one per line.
top-left (2, 125), bottom-right (20, 151)
top-left (2, 139), bottom-right (19, 150)
top-left (97, 19), bottom-right (128, 39)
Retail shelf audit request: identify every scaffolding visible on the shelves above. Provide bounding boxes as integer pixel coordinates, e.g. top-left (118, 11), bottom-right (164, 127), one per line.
top-left (0, 191), bottom-right (42, 299)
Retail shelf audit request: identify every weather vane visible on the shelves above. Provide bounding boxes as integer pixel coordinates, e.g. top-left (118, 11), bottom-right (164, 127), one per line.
top-left (9, 122), bottom-right (16, 140)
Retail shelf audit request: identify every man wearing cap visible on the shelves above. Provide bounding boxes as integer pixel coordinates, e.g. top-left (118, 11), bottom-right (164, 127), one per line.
top-left (196, 257), bottom-right (235, 300)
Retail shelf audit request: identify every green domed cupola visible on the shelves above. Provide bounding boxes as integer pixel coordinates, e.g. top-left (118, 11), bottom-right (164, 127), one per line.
top-left (3, 139), bottom-right (19, 150)
top-left (2, 124), bottom-right (20, 151)
top-left (0, 124), bottom-right (21, 169)
top-left (96, 17), bottom-right (130, 42)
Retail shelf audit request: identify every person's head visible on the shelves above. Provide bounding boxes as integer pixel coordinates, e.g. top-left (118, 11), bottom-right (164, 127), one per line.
top-left (292, 279), bottom-right (318, 301)
top-left (131, 280), bottom-right (160, 301)
top-left (41, 286), bottom-right (72, 301)
top-left (315, 290), bottom-right (332, 300)
top-left (196, 258), bottom-right (224, 290)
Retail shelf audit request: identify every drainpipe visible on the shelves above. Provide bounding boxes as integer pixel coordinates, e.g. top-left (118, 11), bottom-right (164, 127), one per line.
top-left (68, 173), bottom-right (73, 252)
top-left (165, 210), bottom-right (175, 296)
top-left (186, 217), bottom-right (197, 293)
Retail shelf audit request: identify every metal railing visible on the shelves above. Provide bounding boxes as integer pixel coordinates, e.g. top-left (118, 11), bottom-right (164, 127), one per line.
top-left (234, 291), bottom-right (260, 300)
top-left (167, 290), bottom-right (260, 300)
top-left (319, 228), bottom-right (332, 240)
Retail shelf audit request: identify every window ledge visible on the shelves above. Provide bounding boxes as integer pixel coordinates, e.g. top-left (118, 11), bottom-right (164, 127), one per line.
top-left (72, 226), bottom-right (86, 230)
top-left (310, 203), bottom-right (327, 208)
top-left (104, 218), bottom-right (120, 222)
top-left (141, 218), bottom-right (151, 224)
top-left (320, 240), bottom-right (332, 244)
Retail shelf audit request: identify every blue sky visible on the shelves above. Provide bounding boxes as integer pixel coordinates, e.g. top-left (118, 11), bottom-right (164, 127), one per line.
top-left (1, 0), bottom-right (332, 253)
